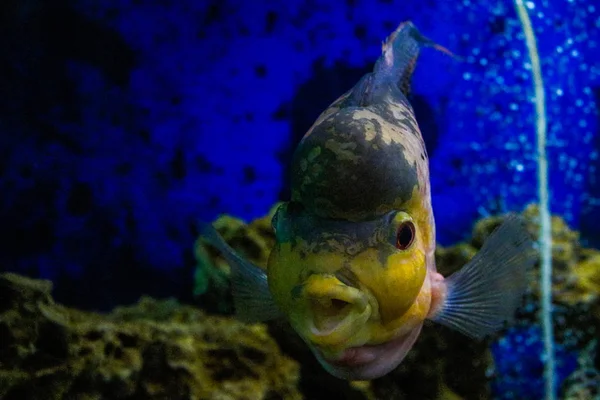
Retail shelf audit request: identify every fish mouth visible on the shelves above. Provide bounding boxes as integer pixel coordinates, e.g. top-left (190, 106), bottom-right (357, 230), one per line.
top-left (310, 324), bottom-right (423, 380)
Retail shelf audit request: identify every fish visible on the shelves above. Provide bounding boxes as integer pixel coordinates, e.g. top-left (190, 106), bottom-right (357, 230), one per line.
top-left (200, 21), bottom-right (538, 381)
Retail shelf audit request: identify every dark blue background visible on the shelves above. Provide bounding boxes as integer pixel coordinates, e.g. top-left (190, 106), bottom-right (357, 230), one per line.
top-left (1, 1), bottom-right (598, 397)
top-left (1, 0), bottom-right (598, 310)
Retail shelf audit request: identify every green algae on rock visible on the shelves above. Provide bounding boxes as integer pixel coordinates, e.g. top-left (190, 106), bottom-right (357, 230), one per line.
top-left (0, 273), bottom-right (301, 400)
top-left (561, 340), bottom-right (600, 400)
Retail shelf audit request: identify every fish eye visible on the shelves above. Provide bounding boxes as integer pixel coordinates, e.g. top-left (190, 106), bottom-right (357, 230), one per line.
top-left (396, 221), bottom-right (415, 250)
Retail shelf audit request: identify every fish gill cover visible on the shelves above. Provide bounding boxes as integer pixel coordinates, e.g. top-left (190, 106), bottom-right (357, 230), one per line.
top-left (0, 0), bottom-right (598, 307)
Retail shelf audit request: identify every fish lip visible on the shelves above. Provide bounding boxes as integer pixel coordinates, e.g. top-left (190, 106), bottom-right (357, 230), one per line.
top-left (322, 332), bottom-right (410, 367)
top-left (311, 324), bottom-right (423, 380)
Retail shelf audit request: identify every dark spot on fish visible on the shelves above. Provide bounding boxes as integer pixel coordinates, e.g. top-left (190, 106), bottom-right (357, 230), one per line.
top-left (67, 182), bottom-right (93, 216)
top-left (254, 64), bottom-right (267, 78)
top-left (393, 109), bottom-right (418, 135)
top-left (243, 166), bottom-right (257, 183)
top-left (335, 268), bottom-right (360, 289)
top-left (489, 16), bottom-right (506, 34)
top-left (370, 117), bottom-right (384, 136)
top-left (377, 246), bottom-right (391, 268)
top-left (291, 109), bottom-right (419, 219)
top-left (291, 213), bottom-right (393, 263)
top-left (265, 10), bottom-right (277, 34)
top-left (421, 153), bottom-right (426, 160)
top-left (170, 148), bottom-right (186, 179)
top-left (353, 25), bottom-right (367, 39)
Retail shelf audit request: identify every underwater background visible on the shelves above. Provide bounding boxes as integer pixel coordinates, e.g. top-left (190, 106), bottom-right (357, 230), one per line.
top-left (1, 0), bottom-right (599, 399)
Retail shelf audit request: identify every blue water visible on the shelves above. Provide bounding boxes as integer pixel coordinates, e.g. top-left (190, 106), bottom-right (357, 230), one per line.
top-left (0, 1), bottom-right (598, 396)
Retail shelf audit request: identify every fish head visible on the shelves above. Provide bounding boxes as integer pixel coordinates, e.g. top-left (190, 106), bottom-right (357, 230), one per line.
top-left (267, 202), bottom-right (432, 379)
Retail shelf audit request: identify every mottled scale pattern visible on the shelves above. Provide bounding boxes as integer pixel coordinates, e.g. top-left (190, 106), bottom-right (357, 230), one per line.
top-left (291, 60), bottom-right (430, 221)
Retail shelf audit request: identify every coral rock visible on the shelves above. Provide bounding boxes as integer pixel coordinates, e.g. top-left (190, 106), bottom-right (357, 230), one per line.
top-left (0, 273), bottom-right (301, 400)
top-left (561, 341), bottom-right (600, 400)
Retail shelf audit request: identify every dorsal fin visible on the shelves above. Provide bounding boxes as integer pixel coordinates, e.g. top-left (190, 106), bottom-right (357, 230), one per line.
top-left (400, 56), bottom-right (417, 97)
top-left (373, 21), bottom-right (458, 98)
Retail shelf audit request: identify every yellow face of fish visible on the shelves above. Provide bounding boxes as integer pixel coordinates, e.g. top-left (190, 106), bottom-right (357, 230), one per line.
top-left (267, 201), bottom-right (432, 372)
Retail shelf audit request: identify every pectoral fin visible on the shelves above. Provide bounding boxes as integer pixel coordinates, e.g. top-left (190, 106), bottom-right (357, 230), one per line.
top-left (199, 222), bottom-right (282, 323)
top-left (431, 214), bottom-right (538, 339)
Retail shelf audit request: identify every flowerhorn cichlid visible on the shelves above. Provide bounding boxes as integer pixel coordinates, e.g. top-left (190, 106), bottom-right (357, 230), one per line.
top-left (200, 21), bottom-right (538, 380)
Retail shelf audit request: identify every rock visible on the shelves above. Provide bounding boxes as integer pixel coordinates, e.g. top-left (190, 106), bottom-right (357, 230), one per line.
top-left (561, 341), bottom-right (600, 400)
top-left (0, 273), bottom-right (301, 400)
